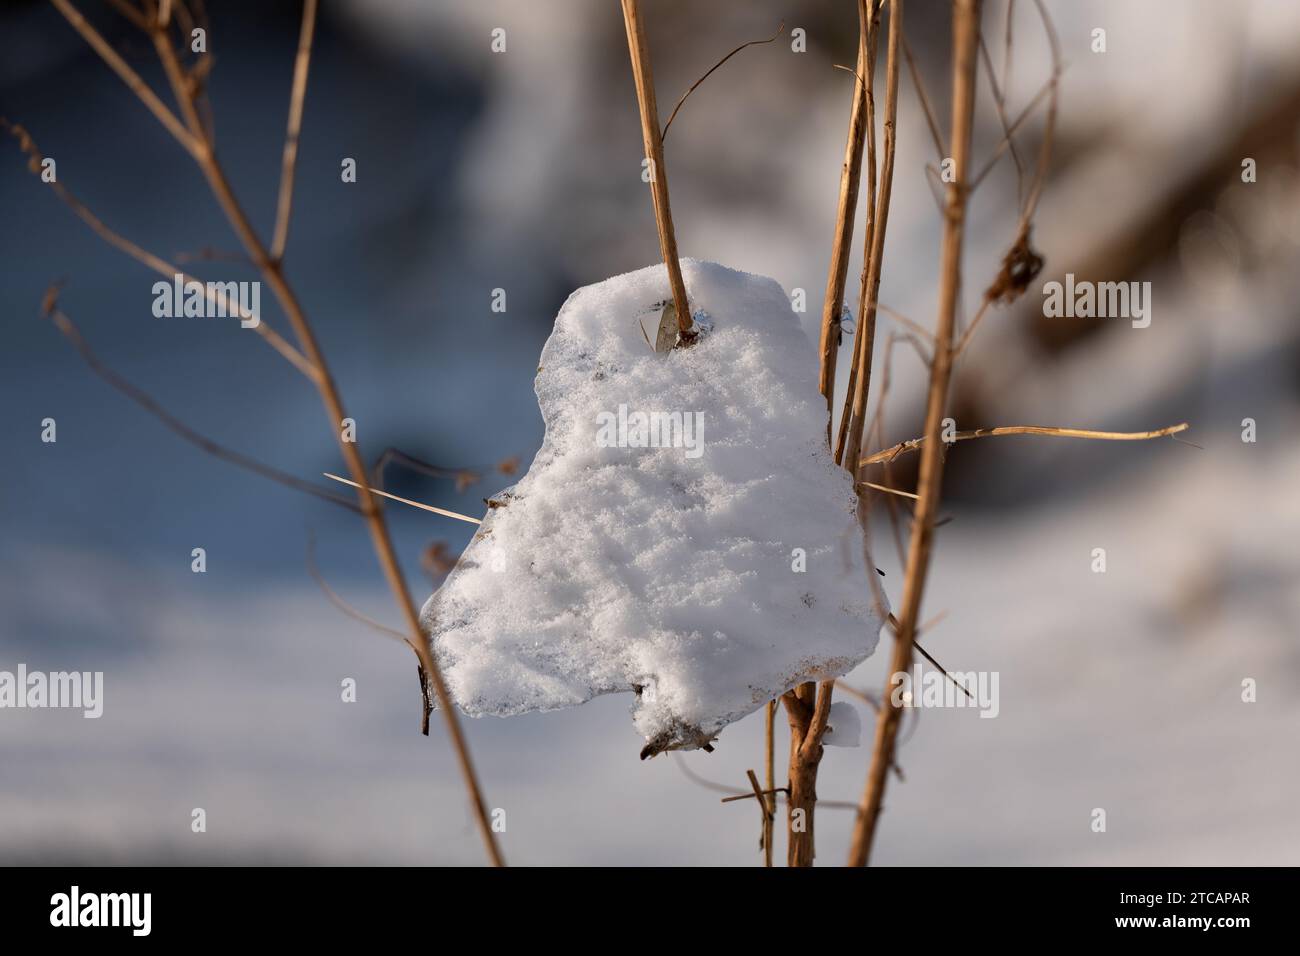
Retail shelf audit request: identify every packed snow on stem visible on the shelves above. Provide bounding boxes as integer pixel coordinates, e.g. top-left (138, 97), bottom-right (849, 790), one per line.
top-left (421, 259), bottom-right (887, 756)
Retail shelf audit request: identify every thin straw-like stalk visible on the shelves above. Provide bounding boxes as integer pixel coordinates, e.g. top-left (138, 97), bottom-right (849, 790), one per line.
top-left (620, 0), bottom-right (692, 337)
top-left (861, 422), bottom-right (1190, 466)
top-left (840, 0), bottom-right (904, 477)
top-left (817, 0), bottom-right (873, 422)
top-left (271, 0), bottom-right (319, 262)
top-left (847, 0), bottom-right (982, 868)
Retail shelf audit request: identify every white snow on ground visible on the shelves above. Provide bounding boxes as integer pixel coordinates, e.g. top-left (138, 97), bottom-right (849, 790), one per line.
top-left (421, 260), bottom-right (887, 754)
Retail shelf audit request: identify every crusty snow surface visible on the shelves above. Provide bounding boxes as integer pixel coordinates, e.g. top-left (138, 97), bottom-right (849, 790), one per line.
top-left (421, 260), bottom-right (886, 753)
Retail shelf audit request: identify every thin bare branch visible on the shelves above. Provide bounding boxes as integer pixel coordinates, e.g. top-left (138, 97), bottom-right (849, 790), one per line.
top-left (800, 680), bottom-right (835, 761)
top-left (902, 34), bottom-right (945, 160)
top-left (746, 769), bottom-right (775, 866)
top-left (48, 0), bottom-right (203, 157)
top-left (0, 119), bottom-right (318, 380)
top-left (978, 33), bottom-right (1026, 198)
top-left (44, 299), bottom-right (357, 512)
top-left (621, 0), bottom-right (692, 338)
top-left (271, 0), bottom-right (319, 261)
top-left (149, 12), bottom-right (205, 139)
top-left (661, 21), bottom-right (785, 142)
top-left (969, 74), bottom-right (1053, 191)
top-left (848, 0), bottom-right (982, 868)
top-left (838, 0), bottom-right (903, 474)
top-left (861, 422), bottom-right (1191, 466)
top-left (306, 533), bottom-right (407, 641)
top-left (952, 296), bottom-right (994, 357)
top-left (1016, 0), bottom-right (1061, 229)
top-left (764, 699), bottom-right (776, 866)
top-left (818, 0), bottom-right (872, 424)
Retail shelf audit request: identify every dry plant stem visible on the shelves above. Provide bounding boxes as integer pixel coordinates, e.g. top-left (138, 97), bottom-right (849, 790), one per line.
top-left (764, 700), bottom-right (776, 867)
top-left (969, 75), bottom-right (1053, 191)
top-left (620, 0), bottom-right (691, 336)
top-left (51, 0), bottom-right (504, 866)
top-left (814, 5), bottom-right (900, 847)
top-left (903, 35), bottom-right (946, 160)
top-left (840, 0), bottom-right (903, 477)
top-left (306, 533), bottom-right (408, 643)
top-left (847, 0), bottom-right (982, 868)
top-left (0, 120), bottom-right (315, 379)
top-left (271, 0), bottom-right (319, 262)
top-left (48, 0), bottom-right (201, 155)
top-left (746, 769), bottom-right (775, 868)
top-left (834, 11), bottom-right (883, 465)
top-left (661, 21), bottom-right (785, 142)
top-left (788, 0), bottom-right (882, 870)
top-left (46, 304), bottom-right (356, 512)
top-left (977, 36), bottom-right (1025, 191)
top-left (861, 422), bottom-right (1190, 466)
top-left (817, 0), bottom-right (872, 420)
top-left (782, 685), bottom-right (822, 867)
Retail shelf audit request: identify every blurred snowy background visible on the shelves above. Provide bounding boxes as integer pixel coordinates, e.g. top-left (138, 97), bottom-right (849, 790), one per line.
top-left (1, 0), bottom-right (1297, 864)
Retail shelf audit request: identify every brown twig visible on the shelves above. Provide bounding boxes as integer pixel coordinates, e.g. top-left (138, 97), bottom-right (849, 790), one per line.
top-left (306, 533), bottom-right (407, 642)
top-left (764, 699), bottom-right (776, 866)
top-left (833, 4), bottom-right (882, 464)
top-left (746, 770), bottom-right (775, 866)
top-left (978, 34), bottom-right (1026, 197)
top-left (675, 754), bottom-right (863, 814)
top-left (722, 785), bottom-right (789, 804)
top-left (839, 0), bottom-right (903, 477)
top-left (781, 685), bottom-right (818, 866)
top-left (620, 0), bottom-right (692, 339)
top-left (847, 0), bottom-right (982, 868)
top-left (817, 0), bottom-right (873, 425)
top-left (969, 75), bottom-right (1054, 191)
top-left (44, 299), bottom-right (357, 512)
top-left (660, 21), bottom-right (785, 142)
top-left (795, 0), bottom-right (895, 869)
top-left (902, 34), bottom-right (945, 161)
top-left (816, 10), bottom-right (904, 848)
top-left (271, 0), bottom-right (318, 262)
top-left (861, 422), bottom-right (1191, 466)
top-left (1, 118), bottom-right (317, 380)
top-left (305, 529), bottom-right (434, 733)
top-left (48, 0), bottom-right (202, 156)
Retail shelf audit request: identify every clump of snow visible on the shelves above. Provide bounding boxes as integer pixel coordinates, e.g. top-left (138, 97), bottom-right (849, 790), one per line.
top-left (822, 700), bottom-right (862, 747)
top-left (421, 260), bottom-right (887, 755)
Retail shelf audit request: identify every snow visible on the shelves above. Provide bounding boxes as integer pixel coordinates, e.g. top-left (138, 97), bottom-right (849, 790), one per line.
top-left (822, 700), bottom-right (861, 748)
top-left (421, 259), bottom-right (887, 755)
